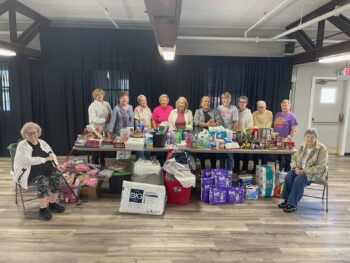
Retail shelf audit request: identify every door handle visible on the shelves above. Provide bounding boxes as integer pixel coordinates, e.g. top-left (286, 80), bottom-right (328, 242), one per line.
top-left (312, 117), bottom-right (315, 123)
top-left (339, 113), bottom-right (344, 123)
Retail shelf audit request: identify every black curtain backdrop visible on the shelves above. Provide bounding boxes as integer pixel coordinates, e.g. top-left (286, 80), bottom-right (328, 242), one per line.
top-left (0, 27), bottom-right (292, 156)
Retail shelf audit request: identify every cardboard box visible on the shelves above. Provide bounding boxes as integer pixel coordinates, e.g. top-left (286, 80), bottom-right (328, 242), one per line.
top-left (80, 180), bottom-right (103, 200)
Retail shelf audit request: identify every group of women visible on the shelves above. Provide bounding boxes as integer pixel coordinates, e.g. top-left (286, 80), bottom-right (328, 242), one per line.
top-left (12, 89), bottom-right (328, 220)
top-left (88, 89), bottom-right (298, 172)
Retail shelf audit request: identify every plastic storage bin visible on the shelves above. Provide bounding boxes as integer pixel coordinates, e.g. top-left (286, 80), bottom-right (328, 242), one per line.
top-left (109, 171), bottom-right (132, 194)
top-left (164, 172), bottom-right (192, 205)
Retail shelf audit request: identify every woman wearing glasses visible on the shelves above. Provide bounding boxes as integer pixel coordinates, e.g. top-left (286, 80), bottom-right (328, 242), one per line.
top-left (13, 122), bottom-right (65, 221)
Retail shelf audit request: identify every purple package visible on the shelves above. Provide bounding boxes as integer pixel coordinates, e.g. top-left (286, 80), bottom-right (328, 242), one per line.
top-left (209, 188), bottom-right (227, 205)
top-left (201, 177), bottom-right (214, 203)
top-left (214, 173), bottom-right (227, 189)
top-left (201, 177), bottom-right (214, 189)
top-left (201, 187), bottom-right (211, 203)
top-left (225, 173), bottom-right (232, 188)
top-left (226, 187), bottom-right (244, 204)
top-left (201, 169), bottom-right (212, 178)
top-left (211, 169), bottom-right (217, 180)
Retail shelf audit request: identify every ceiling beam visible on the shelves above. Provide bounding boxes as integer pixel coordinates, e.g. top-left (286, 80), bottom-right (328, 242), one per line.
top-left (316, 20), bottom-right (325, 48)
top-left (293, 39), bottom-right (350, 64)
top-left (0, 0), bottom-right (50, 57)
top-left (327, 14), bottom-right (350, 37)
top-left (144, 0), bottom-right (182, 49)
top-left (285, 39), bottom-right (295, 54)
top-left (17, 21), bottom-right (43, 46)
top-left (12, 0), bottom-right (50, 24)
top-left (286, 0), bottom-right (350, 30)
top-left (293, 30), bottom-right (315, 51)
top-left (8, 4), bottom-right (17, 43)
top-left (0, 40), bottom-right (40, 58)
top-left (0, 0), bottom-right (10, 16)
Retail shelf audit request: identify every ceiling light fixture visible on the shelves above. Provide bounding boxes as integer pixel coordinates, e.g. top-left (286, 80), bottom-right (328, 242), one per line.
top-left (319, 53), bottom-right (350, 63)
top-left (160, 46), bottom-right (175, 61)
top-left (0, 48), bottom-right (16, 57)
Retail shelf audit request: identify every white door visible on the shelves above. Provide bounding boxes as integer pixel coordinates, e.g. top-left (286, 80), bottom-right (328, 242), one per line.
top-left (311, 78), bottom-right (345, 154)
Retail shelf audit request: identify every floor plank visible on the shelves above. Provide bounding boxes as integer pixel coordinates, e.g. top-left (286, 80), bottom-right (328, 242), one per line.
top-left (0, 155), bottom-right (350, 262)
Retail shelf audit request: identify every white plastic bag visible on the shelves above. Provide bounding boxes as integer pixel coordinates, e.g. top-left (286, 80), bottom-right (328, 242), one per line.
top-left (132, 159), bottom-right (163, 185)
top-left (119, 181), bottom-right (166, 215)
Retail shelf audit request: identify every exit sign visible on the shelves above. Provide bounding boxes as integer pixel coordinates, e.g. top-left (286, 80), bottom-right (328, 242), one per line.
top-left (338, 67), bottom-right (350, 76)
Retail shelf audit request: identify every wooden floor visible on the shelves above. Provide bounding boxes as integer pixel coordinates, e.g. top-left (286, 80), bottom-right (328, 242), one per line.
top-left (1, 155), bottom-right (350, 263)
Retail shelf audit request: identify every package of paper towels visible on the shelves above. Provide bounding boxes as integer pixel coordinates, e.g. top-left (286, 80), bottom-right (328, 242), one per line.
top-left (119, 181), bottom-right (166, 215)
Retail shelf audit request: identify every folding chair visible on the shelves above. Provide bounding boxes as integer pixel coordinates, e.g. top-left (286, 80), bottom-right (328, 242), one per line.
top-left (304, 166), bottom-right (329, 212)
top-left (8, 143), bottom-right (38, 215)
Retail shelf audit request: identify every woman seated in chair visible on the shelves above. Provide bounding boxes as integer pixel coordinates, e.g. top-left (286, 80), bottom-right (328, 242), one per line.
top-left (13, 122), bottom-right (65, 221)
top-left (278, 128), bottom-right (328, 213)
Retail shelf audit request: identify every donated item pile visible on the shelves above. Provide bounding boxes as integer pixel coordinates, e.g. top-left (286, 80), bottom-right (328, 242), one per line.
top-left (118, 152), bottom-right (196, 215)
top-left (238, 174), bottom-right (259, 200)
top-left (74, 124), bottom-right (295, 152)
top-left (201, 169), bottom-right (244, 205)
top-left (60, 159), bottom-right (104, 202)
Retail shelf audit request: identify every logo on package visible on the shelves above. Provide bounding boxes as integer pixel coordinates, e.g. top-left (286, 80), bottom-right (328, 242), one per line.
top-left (129, 189), bottom-right (144, 203)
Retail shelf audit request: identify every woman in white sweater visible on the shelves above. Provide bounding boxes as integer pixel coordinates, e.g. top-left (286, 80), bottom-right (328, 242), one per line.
top-left (13, 122), bottom-right (65, 221)
top-left (88, 88), bottom-right (112, 167)
top-left (168, 97), bottom-right (193, 131)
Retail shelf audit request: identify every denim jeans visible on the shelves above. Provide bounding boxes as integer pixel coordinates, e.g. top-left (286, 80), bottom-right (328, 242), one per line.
top-left (281, 170), bottom-right (309, 207)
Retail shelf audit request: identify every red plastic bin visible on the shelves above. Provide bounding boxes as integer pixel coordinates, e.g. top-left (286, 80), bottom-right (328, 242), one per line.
top-left (164, 172), bottom-right (192, 205)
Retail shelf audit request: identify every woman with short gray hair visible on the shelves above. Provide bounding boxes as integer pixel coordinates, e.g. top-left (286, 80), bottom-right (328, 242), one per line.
top-left (278, 128), bottom-right (328, 213)
top-left (14, 122), bottom-right (65, 220)
top-left (134, 94), bottom-right (152, 130)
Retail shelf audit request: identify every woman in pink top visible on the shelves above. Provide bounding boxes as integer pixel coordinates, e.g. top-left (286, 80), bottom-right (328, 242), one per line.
top-left (152, 94), bottom-right (173, 128)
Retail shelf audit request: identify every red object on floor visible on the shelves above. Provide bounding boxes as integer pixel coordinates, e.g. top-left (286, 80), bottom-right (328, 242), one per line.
top-left (164, 149), bottom-right (192, 205)
top-left (164, 173), bottom-right (192, 205)
top-left (274, 184), bottom-right (281, 198)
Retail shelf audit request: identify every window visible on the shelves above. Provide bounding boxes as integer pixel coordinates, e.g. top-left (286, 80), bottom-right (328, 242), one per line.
top-left (320, 87), bottom-right (336, 104)
top-left (92, 70), bottom-right (129, 106)
top-left (0, 65), bottom-right (10, 112)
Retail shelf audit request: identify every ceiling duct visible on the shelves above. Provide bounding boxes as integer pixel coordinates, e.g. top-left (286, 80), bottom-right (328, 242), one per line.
top-left (144, 0), bottom-right (182, 59)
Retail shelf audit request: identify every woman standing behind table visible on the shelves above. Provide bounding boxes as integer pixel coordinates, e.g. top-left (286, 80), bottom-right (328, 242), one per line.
top-left (107, 92), bottom-right (134, 136)
top-left (134, 94), bottom-right (152, 130)
top-left (88, 88), bottom-right (112, 167)
top-left (216, 92), bottom-right (239, 171)
top-left (134, 94), bottom-right (152, 159)
top-left (194, 96), bottom-right (221, 169)
top-left (273, 99), bottom-right (298, 171)
top-left (252, 100), bottom-right (273, 167)
top-left (151, 94), bottom-right (173, 165)
top-left (151, 94), bottom-right (173, 128)
top-left (234, 95), bottom-right (253, 174)
top-left (168, 96), bottom-right (193, 131)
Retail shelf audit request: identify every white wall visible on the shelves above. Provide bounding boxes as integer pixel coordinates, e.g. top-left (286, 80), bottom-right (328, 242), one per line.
top-left (292, 62), bottom-right (350, 154)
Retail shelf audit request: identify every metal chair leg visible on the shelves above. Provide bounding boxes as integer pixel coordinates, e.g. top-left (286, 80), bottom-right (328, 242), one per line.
top-left (18, 185), bottom-right (26, 215)
top-left (322, 184), bottom-right (325, 201)
top-left (15, 183), bottom-right (18, 205)
top-left (326, 184), bottom-right (329, 213)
